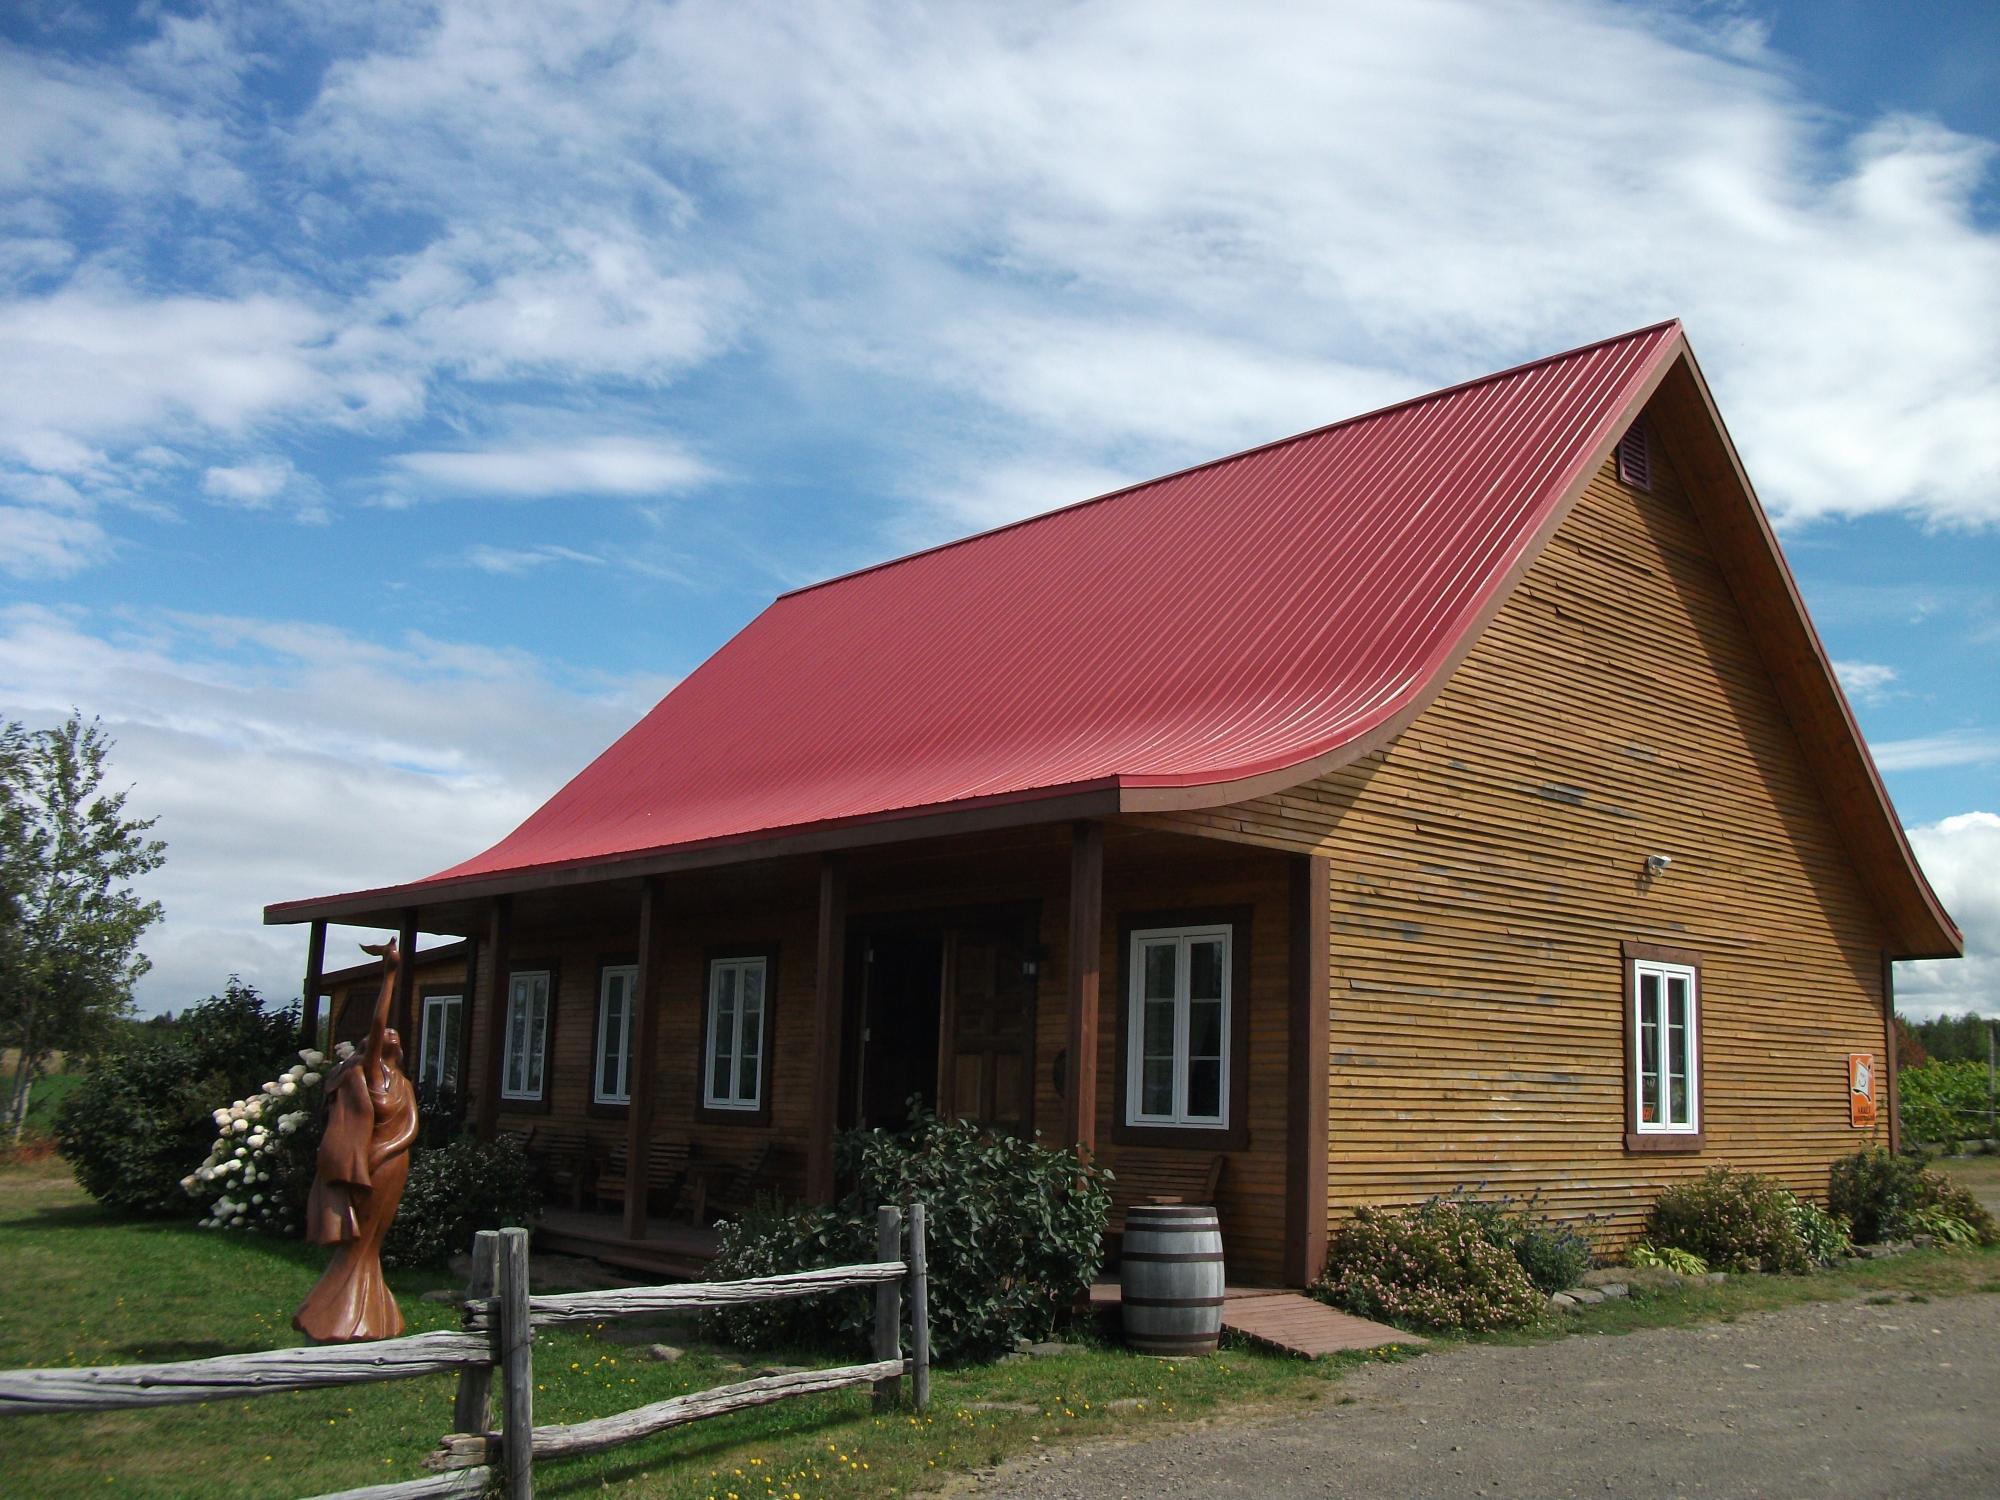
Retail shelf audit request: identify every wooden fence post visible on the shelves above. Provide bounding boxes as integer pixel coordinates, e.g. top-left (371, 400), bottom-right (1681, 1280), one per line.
top-left (451, 1231), bottom-right (500, 1440)
top-left (908, 1203), bottom-right (929, 1411)
top-left (872, 1206), bottom-right (902, 1412)
top-left (499, 1227), bottom-right (534, 1500)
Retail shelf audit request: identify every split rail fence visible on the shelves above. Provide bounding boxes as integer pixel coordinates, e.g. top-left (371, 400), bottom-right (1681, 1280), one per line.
top-left (0, 1204), bottom-right (930, 1500)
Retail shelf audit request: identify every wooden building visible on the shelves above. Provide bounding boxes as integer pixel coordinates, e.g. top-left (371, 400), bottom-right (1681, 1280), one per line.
top-left (267, 323), bottom-right (1958, 1286)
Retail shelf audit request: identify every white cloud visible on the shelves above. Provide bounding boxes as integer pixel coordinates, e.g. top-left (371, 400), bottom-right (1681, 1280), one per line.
top-left (1899, 812), bottom-right (2000, 1019)
top-left (5, 0), bottom-right (1998, 575)
top-left (462, 543), bottom-right (606, 574)
top-left (0, 604), bottom-right (675, 1014)
top-left (1833, 660), bottom-right (1899, 706)
top-left (0, 505), bottom-right (109, 579)
top-left (389, 437), bottom-right (713, 500)
top-left (1872, 730), bottom-right (2000, 772)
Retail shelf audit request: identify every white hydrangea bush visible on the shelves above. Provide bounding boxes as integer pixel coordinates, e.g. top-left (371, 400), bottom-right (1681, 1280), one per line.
top-left (182, 1042), bottom-right (349, 1233)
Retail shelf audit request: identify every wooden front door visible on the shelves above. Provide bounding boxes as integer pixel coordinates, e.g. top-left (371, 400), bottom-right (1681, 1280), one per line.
top-left (939, 916), bottom-right (1037, 1133)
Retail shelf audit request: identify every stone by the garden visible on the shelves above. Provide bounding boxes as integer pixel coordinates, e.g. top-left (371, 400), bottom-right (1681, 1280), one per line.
top-left (1569, 1288), bottom-right (1607, 1305)
top-left (1549, 1293), bottom-right (1578, 1310)
top-left (1619, 1268), bottom-right (1686, 1293)
top-left (1597, 1282), bottom-right (1629, 1299)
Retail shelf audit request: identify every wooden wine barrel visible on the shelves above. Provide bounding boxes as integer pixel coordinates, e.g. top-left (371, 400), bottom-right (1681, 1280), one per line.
top-left (1120, 1204), bottom-right (1225, 1356)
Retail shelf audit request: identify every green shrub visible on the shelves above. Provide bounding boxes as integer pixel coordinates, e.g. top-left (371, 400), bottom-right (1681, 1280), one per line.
top-left (1431, 1189), bottom-right (1594, 1293)
top-left (1628, 1242), bottom-right (1707, 1276)
top-left (1897, 1061), bottom-right (1994, 1145)
top-left (1779, 1190), bottom-right (1852, 1265)
top-left (55, 981), bottom-right (298, 1216)
top-left (1314, 1202), bottom-right (1544, 1332)
top-left (384, 1134), bottom-right (543, 1269)
top-left (705, 1197), bottom-right (869, 1353)
top-left (1646, 1167), bottom-right (1812, 1274)
top-left (1829, 1148), bottom-right (1999, 1246)
top-left (706, 1107), bottom-right (1112, 1363)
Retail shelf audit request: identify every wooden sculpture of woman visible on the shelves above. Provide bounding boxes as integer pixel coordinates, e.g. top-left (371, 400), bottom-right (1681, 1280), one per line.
top-left (293, 938), bottom-right (419, 1343)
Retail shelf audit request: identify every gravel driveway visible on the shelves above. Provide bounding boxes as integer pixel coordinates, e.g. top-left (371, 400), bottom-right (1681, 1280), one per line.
top-left (972, 1292), bottom-right (1999, 1499)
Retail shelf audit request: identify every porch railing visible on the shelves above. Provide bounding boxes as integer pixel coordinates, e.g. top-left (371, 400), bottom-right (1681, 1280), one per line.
top-left (0, 1205), bottom-right (930, 1500)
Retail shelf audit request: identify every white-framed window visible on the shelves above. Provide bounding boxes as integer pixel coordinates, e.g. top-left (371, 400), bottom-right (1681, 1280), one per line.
top-left (501, 970), bottom-right (551, 1101)
top-left (417, 993), bottom-right (462, 1091)
top-left (1125, 924), bottom-right (1231, 1129)
top-left (1631, 958), bottom-right (1698, 1133)
top-left (595, 964), bottom-right (637, 1105)
top-left (703, 955), bottom-right (768, 1112)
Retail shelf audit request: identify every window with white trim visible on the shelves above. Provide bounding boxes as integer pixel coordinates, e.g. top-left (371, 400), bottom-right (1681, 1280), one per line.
top-left (417, 993), bottom-right (462, 1091)
top-left (595, 965), bottom-right (637, 1105)
top-left (1124, 924), bottom-right (1231, 1129)
top-left (500, 970), bottom-right (551, 1101)
top-left (1631, 957), bottom-right (1698, 1133)
top-left (703, 955), bottom-right (767, 1112)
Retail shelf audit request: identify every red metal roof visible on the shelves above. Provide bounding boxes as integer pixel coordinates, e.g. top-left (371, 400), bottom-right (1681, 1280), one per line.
top-left (419, 320), bottom-right (1683, 886)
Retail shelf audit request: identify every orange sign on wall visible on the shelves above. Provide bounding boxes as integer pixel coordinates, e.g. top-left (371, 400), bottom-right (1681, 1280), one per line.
top-left (1849, 1052), bottom-right (1877, 1128)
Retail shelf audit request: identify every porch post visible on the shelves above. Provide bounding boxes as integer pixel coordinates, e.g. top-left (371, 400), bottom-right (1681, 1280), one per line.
top-left (300, 919), bottom-right (326, 1050)
top-left (1286, 854), bottom-right (1332, 1286)
top-left (1063, 820), bottom-right (1103, 1154)
top-left (625, 878), bottom-right (669, 1241)
top-left (395, 907), bottom-right (420, 1044)
top-left (456, 934), bottom-right (480, 1100)
top-left (476, 896), bottom-right (512, 1142)
top-left (807, 856), bottom-right (847, 1204)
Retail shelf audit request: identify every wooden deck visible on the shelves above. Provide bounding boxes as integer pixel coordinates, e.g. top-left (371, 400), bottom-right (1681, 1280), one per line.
top-left (536, 1209), bottom-right (722, 1279)
top-left (1090, 1281), bottom-right (1424, 1357)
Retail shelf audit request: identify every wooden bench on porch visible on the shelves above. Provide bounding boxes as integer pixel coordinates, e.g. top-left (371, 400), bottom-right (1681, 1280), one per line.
top-left (1107, 1153), bottom-right (1226, 1231)
top-left (502, 1125), bottom-right (593, 1210)
top-left (593, 1139), bottom-right (691, 1220)
top-left (696, 1141), bottom-right (779, 1225)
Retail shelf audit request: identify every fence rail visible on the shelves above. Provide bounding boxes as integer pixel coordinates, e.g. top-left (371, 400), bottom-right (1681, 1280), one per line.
top-left (0, 1204), bottom-right (929, 1500)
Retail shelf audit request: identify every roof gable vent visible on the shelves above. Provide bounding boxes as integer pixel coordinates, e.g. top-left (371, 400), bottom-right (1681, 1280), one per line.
top-left (1616, 424), bottom-right (1651, 490)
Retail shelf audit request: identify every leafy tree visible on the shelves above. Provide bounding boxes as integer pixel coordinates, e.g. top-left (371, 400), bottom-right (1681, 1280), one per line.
top-left (1894, 1016), bottom-right (1929, 1070)
top-left (1, 715), bottom-right (167, 1139)
top-left (1903, 1011), bottom-right (1999, 1065)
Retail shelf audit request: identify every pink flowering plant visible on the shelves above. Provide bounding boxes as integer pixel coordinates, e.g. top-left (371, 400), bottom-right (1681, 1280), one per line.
top-left (1313, 1200), bottom-right (1544, 1333)
top-left (181, 1043), bottom-right (343, 1234)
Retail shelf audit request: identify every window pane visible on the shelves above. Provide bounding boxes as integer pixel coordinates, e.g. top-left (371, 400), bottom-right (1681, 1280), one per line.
top-left (1188, 939), bottom-right (1224, 1002)
top-left (525, 981), bottom-right (547, 1093)
top-left (711, 1048), bottom-right (732, 1102)
top-left (1638, 971), bottom-right (1660, 1124)
top-left (1188, 1058), bottom-right (1222, 1121)
top-left (741, 961), bottom-right (764, 1009)
top-left (1667, 976), bottom-right (1690, 1125)
top-left (506, 988), bottom-right (529, 1094)
top-left (1143, 997), bottom-right (1175, 1058)
top-left (738, 1049), bottom-right (758, 1103)
top-left (1189, 998), bottom-right (1222, 1059)
top-left (1141, 1058), bottom-right (1174, 1117)
top-left (1142, 941), bottom-right (1176, 1001)
top-left (739, 995), bottom-right (762, 1065)
top-left (440, 1002), bottom-right (460, 1090)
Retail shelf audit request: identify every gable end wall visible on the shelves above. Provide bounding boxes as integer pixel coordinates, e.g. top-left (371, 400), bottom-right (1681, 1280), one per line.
top-left (1137, 439), bottom-right (1892, 1247)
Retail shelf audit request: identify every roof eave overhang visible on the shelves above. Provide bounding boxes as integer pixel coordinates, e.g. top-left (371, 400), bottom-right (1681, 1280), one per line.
top-left (263, 783), bottom-right (1125, 929)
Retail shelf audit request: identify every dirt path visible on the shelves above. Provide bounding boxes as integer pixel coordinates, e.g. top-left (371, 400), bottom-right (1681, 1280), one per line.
top-left (974, 1292), bottom-right (2000, 1499)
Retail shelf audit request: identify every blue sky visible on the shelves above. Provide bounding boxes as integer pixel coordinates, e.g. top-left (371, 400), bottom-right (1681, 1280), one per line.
top-left (0, 1), bottom-right (1994, 1017)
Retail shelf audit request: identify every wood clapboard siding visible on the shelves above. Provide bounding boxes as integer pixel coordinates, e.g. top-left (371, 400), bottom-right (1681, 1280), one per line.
top-left (1139, 439), bottom-right (1892, 1250)
top-left (465, 884), bottom-right (822, 1197)
top-left (459, 830), bottom-right (1297, 1283)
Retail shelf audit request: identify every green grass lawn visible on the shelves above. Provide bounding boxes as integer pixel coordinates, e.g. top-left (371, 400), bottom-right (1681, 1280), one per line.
top-left (3, 1155), bottom-right (1997, 1500)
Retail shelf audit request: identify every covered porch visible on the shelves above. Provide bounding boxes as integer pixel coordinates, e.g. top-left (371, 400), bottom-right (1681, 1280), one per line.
top-left (280, 817), bottom-right (1331, 1288)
